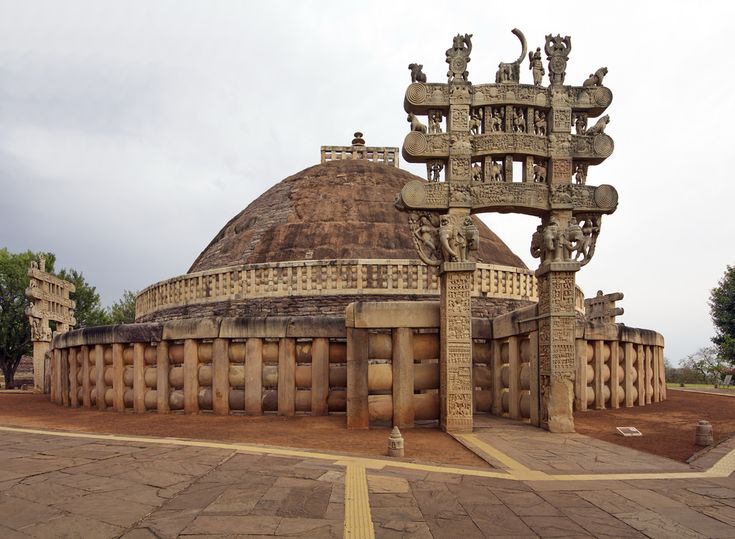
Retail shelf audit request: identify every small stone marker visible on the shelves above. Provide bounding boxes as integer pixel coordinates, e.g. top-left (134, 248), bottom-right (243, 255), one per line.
top-left (695, 420), bottom-right (714, 446)
top-left (616, 426), bottom-right (642, 437)
top-left (388, 426), bottom-right (405, 457)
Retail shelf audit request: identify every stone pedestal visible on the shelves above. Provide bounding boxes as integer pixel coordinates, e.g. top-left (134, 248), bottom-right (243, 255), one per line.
top-left (32, 340), bottom-right (50, 392)
top-left (439, 261), bottom-right (475, 433)
top-left (537, 262), bottom-right (578, 433)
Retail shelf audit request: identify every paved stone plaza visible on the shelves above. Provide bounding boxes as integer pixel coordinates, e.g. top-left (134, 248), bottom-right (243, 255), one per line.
top-left (0, 422), bottom-right (734, 538)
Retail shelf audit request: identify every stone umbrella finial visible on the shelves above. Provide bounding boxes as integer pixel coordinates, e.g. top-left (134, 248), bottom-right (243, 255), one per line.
top-left (352, 132), bottom-right (365, 146)
top-left (388, 426), bottom-right (405, 457)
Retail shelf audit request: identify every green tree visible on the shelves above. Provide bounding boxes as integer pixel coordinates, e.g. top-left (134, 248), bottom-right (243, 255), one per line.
top-left (109, 290), bottom-right (137, 324)
top-left (0, 249), bottom-right (55, 387)
top-left (681, 346), bottom-right (729, 384)
top-left (710, 264), bottom-right (735, 364)
top-left (57, 268), bottom-right (111, 327)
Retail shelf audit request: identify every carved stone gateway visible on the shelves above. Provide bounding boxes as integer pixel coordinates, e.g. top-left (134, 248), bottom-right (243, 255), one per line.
top-left (396, 30), bottom-right (617, 433)
top-left (25, 256), bottom-right (76, 392)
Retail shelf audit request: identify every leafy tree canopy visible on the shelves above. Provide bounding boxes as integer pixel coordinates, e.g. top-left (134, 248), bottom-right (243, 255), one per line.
top-left (1, 248), bottom-right (138, 387)
top-left (0, 249), bottom-right (55, 387)
top-left (710, 264), bottom-right (735, 364)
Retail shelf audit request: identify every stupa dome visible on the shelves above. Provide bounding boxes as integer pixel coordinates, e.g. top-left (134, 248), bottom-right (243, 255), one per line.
top-left (135, 139), bottom-right (536, 322)
top-left (190, 159), bottom-right (525, 272)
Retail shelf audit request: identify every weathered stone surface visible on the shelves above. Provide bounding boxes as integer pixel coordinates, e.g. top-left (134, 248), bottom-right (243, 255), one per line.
top-left (189, 160), bottom-right (524, 272)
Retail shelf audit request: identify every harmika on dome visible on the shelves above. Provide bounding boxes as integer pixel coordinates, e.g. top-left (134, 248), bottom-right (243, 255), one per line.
top-left (135, 135), bottom-right (538, 323)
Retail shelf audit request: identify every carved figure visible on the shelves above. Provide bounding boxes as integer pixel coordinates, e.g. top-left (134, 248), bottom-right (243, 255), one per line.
top-left (407, 112), bottom-right (427, 133)
top-left (577, 216), bottom-right (601, 266)
top-left (495, 28), bottom-right (527, 84)
top-left (449, 184), bottom-right (471, 203)
top-left (445, 33), bottom-right (473, 83)
top-left (429, 161), bottom-right (443, 181)
top-left (586, 114), bottom-right (609, 136)
top-left (542, 220), bottom-right (563, 262)
top-left (533, 161), bottom-right (546, 183)
top-left (490, 108), bottom-right (503, 132)
top-left (544, 34), bottom-right (572, 85)
top-left (530, 225), bottom-right (544, 261)
top-left (408, 63), bottom-right (427, 83)
top-left (487, 160), bottom-right (503, 181)
top-left (471, 162), bottom-right (482, 182)
top-left (574, 113), bottom-right (588, 135)
top-left (463, 217), bottom-right (478, 256)
top-left (439, 215), bottom-right (458, 261)
top-left (563, 217), bottom-right (584, 259)
top-left (409, 213), bottom-right (441, 266)
top-left (512, 107), bottom-right (526, 133)
top-left (574, 163), bottom-right (587, 185)
top-left (583, 67), bottom-right (608, 87)
top-left (30, 318), bottom-right (42, 340)
top-left (469, 109), bottom-right (483, 135)
top-left (528, 46), bottom-right (545, 86)
top-left (534, 110), bottom-right (547, 136)
top-left (428, 110), bottom-right (443, 134)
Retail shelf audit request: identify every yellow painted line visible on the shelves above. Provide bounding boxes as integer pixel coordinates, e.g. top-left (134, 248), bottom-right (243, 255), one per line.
top-left (456, 434), bottom-right (532, 472)
top-left (0, 425), bottom-right (733, 483)
top-left (0, 425), bottom-right (511, 479)
top-left (343, 462), bottom-right (375, 539)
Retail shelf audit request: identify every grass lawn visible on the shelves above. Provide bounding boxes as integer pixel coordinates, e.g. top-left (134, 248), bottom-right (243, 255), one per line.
top-left (666, 382), bottom-right (735, 390)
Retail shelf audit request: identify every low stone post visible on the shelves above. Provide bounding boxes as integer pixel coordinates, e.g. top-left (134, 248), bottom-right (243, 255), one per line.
top-left (388, 426), bottom-right (405, 457)
top-left (695, 420), bottom-right (713, 446)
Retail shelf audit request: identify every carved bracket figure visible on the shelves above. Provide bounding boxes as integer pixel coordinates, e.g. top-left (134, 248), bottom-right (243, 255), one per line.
top-left (545, 34), bottom-right (572, 85)
top-left (496, 28), bottom-right (527, 84)
top-left (409, 212), bottom-right (442, 266)
top-left (446, 33), bottom-right (473, 83)
top-left (469, 108), bottom-right (483, 135)
top-left (428, 110), bottom-right (443, 134)
top-left (583, 67), bottom-right (608, 87)
top-left (407, 112), bottom-right (427, 133)
top-left (409, 212), bottom-right (478, 265)
top-left (530, 215), bottom-right (602, 266)
top-left (586, 114), bottom-right (609, 136)
top-left (427, 160), bottom-right (444, 182)
top-left (408, 63), bottom-right (427, 83)
top-left (528, 46), bottom-right (545, 86)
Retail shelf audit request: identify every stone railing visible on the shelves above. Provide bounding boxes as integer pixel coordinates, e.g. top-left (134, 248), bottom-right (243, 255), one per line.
top-left (49, 317), bottom-right (350, 417)
top-left (320, 145), bottom-right (399, 166)
top-left (48, 300), bottom-right (662, 428)
top-left (575, 324), bottom-right (666, 411)
top-left (345, 299), bottom-right (665, 429)
top-left (135, 259), bottom-right (570, 320)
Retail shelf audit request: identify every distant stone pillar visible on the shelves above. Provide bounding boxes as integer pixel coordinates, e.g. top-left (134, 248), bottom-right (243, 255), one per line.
top-left (245, 338), bottom-right (263, 415)
top-left (439, 261), bottom-right (475, 433)
top-left (212, 338), bottom-right (229, 415)
top-left (278, 338), bottom-right (296, 416)
top-left (392, 327), bottom-right (414, 428)
top-left (31, 341), bottom-right (50, 392)
top-left (311, 338), bottom-right (330, 416)
top-left (347, 327), bottom-right (369, 429)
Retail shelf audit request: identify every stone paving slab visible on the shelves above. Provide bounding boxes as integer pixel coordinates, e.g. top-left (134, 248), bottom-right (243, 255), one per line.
top-left (0, 426), bottom-right (734, 538)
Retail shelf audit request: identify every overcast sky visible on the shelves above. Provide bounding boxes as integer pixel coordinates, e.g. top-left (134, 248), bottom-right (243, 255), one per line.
top-left (1, 1), bottom-right (733, 363)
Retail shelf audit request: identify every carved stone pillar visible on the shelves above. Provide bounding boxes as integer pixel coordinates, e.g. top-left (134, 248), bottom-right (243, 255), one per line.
top-left (32, 340), bottom-right (50, 392)
top-left (439, 261), bottom-right (475, 433)
top-left (537, 261), bottom-right (578, 433)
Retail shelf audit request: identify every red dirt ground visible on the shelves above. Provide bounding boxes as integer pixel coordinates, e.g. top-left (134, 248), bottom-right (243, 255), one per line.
top-left (0, 393), bottom-right (486, 467)
top-left (574, 389), bottom-right (735, 462)
top-left (1, 389), bottom-right (732, 465)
